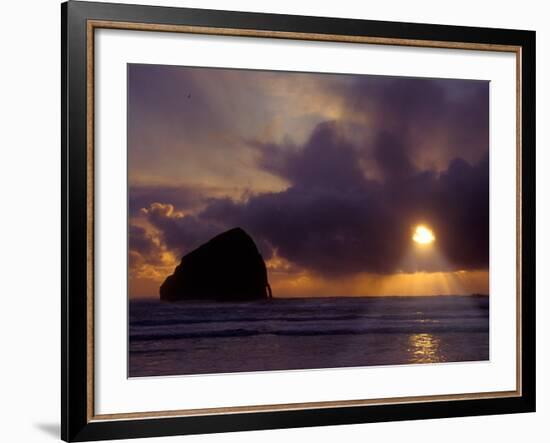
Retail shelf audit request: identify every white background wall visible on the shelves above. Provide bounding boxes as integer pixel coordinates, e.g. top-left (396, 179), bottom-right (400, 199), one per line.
top-left (0, 0), bottom-right (547, 442)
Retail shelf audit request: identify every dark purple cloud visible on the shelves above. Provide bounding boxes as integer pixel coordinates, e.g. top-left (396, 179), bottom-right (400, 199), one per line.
top-left (340, 76), bottom-right (489, 167)
top-left (128, 224), bottom-right (164, 270)
top-left (372, 131), bottom-right (417, 181)
top-left (129, 224), bottom-right (155, 256)
top-left (256, 122), bottom-right (366, 191)
top-left (139, 120), bottom-right (488, 275)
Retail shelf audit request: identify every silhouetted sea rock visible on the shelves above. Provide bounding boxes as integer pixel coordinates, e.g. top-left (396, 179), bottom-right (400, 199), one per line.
top-left (160, 227), bottom-right (272, 302)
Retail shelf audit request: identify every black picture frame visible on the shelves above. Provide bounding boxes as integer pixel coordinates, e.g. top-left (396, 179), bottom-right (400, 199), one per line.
top-left (62, 1), bottom-right (536, 441)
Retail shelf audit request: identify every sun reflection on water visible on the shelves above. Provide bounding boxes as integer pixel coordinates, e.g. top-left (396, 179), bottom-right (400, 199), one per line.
top-left (407, 333), bottom-right (445, 364)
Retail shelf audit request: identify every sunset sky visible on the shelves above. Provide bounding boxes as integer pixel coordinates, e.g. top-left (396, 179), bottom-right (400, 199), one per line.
top-left (128, 64), bottom-right (489, 299)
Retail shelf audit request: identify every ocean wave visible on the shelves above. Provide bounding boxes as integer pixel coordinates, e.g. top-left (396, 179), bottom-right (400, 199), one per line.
top-left (130, 323), bottom-right (489, 342)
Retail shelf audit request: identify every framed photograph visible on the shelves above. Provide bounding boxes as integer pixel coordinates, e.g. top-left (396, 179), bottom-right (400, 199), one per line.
top-left (62, 1), bottom-right (536, 441)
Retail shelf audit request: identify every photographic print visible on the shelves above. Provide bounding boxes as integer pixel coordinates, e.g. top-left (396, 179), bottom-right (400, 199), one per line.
top-left (127, 64), bottom-right (490, 378)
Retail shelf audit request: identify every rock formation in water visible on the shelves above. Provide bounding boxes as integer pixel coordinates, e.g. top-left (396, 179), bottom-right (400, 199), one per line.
top-left (160, 227), bottom-right (273, 302)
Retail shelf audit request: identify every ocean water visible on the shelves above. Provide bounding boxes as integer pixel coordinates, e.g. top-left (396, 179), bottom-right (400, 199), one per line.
top-left (129, 295), bottom-right (489, 377)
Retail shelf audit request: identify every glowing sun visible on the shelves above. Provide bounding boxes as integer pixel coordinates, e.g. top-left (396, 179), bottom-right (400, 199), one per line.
top-left (412, 225), bottom-right (435, 245)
